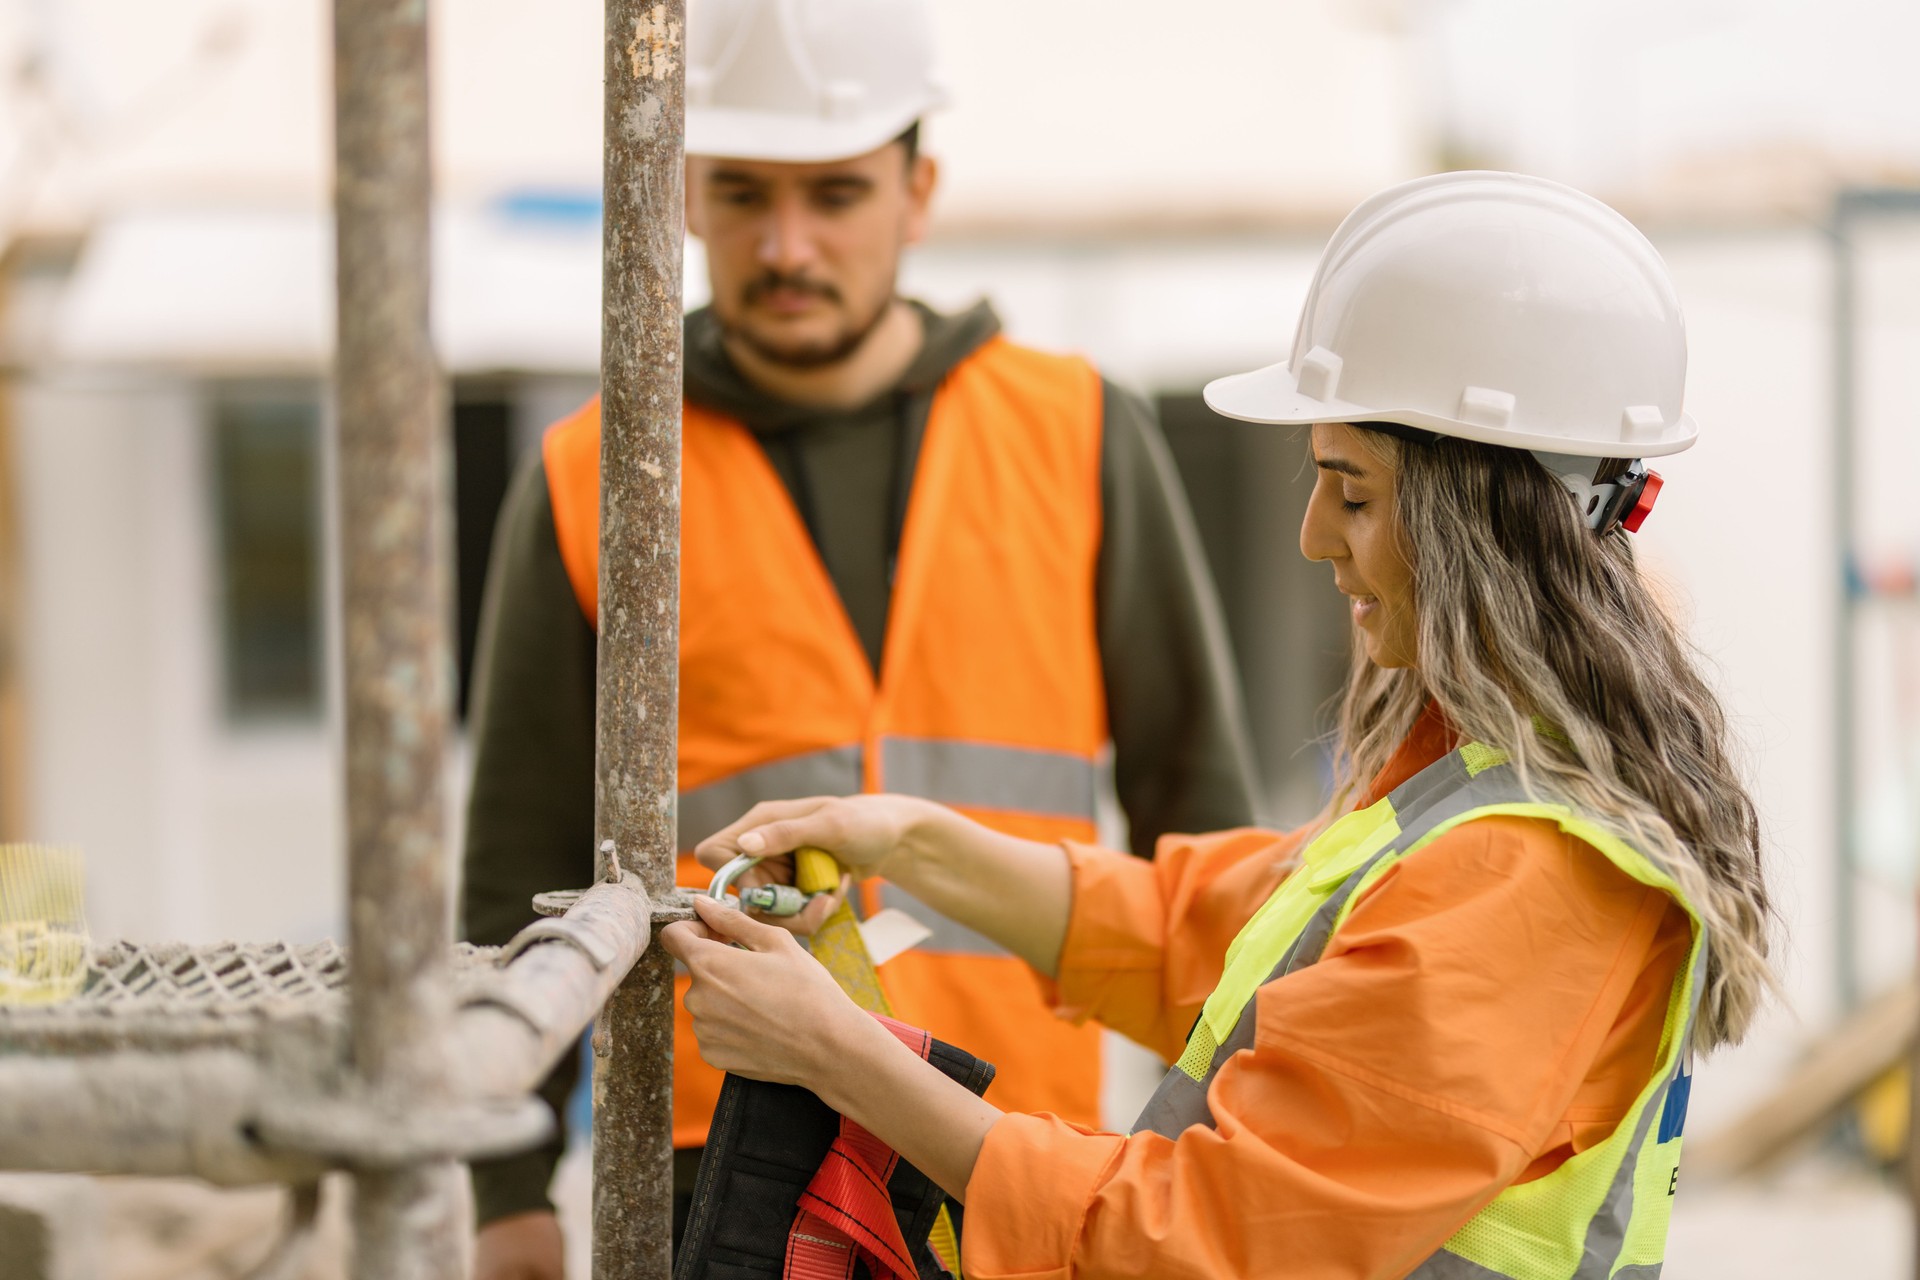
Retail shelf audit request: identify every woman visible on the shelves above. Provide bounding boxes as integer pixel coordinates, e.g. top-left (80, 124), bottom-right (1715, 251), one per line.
top-left (660, 172), bottom-right (1775, 1280)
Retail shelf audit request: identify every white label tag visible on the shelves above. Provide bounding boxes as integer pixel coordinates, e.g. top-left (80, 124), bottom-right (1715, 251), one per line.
top-left (858, 908), bottom-right (933, 967)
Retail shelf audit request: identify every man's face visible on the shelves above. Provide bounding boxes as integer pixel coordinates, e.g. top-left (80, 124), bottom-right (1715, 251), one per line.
top-left (687, 141), bottom-right (937, 368)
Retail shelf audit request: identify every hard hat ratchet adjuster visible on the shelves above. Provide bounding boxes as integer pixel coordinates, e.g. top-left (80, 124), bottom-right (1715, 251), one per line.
top-left (1535, 452), bottom-right (1663, 535)
top-left (1593, 460), bottom-right (1663, 535)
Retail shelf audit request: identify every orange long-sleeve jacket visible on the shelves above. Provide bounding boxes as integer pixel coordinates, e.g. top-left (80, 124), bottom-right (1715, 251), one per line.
top-left (959, 714), bottom-right (1691, 1280)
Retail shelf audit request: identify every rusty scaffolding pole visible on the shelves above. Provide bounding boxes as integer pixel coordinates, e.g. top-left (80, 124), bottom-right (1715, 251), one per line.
top-left (332, 0), bottom-right (464, 1275)
top-left (592, 2), bottom-right (686, 1275)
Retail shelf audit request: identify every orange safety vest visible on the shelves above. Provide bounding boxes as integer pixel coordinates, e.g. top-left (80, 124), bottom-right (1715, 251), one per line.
top-left (544, 336), bottom-right (1109, 1147)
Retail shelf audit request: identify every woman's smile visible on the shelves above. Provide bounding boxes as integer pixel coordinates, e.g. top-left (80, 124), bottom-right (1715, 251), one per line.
top-left (1303, 424), bottom-right (1419, 668)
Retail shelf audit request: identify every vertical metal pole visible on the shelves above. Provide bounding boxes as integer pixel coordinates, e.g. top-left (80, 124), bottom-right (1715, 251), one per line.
top-left (0, 314), bottom-right (24, 841)
top-left (332, 1), bottom-right (461, 1276)
top-left (593, 2), bottom-right (685, 1276)
top-left (1830, 200), bottom-right (1859, 1016)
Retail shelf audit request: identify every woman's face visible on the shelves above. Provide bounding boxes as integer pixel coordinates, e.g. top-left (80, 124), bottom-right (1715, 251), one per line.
top-left (1300, 423), bottom-right (1419, 669)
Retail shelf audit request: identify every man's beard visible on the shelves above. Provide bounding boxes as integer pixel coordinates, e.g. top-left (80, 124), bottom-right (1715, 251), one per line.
top-left (719, 270), bottom-right (897, 370)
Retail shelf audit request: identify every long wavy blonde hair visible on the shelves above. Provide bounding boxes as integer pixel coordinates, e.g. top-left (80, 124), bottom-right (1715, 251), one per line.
top-left (1328, 427), bottom-right (1775, 1050)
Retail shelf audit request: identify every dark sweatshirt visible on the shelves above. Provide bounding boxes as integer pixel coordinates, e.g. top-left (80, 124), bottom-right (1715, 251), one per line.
top-left (461, 300), bottom-right (1259, 1224)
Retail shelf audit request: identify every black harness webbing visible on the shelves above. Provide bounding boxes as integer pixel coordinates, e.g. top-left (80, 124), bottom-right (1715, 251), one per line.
top-left (674, 1030), bottom-right (996, 1280)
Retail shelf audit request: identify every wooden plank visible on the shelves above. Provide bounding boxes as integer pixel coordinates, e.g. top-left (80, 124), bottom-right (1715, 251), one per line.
top-left (1687, 980), bottom-right (1918, 1181)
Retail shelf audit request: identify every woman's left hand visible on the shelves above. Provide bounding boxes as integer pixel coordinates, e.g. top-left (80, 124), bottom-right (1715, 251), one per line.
top-left (666, 898), bottom-right (1004, 1205)
top-left (659, 895), bottom-right (872, 1089)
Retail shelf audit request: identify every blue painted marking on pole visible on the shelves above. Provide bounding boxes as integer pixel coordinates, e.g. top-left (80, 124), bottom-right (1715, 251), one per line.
top-left (491, 188), bottom-right (604, 227)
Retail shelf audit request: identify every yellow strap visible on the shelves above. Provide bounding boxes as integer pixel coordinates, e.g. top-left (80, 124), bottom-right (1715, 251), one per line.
top-left (927, 1210), bottom-right (963, 1277)
top-left (795, 847), bottom-right (964, 1277)
top-left (793, 846), bottom-right (844, 896)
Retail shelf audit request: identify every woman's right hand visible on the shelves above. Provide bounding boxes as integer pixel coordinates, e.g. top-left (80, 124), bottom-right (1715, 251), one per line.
top-left (693, 793), bottom-right (948, 892)
top-left (699, 792), bottom-right (1072, 974)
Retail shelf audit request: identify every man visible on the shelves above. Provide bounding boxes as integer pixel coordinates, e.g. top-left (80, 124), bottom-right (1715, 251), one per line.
top-left (462, 0), bottom-right (1259, 1273)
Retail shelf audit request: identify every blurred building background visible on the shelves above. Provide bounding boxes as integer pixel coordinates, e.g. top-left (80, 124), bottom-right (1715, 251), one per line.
top-left (1, 0), bottom-right (1919, 1275)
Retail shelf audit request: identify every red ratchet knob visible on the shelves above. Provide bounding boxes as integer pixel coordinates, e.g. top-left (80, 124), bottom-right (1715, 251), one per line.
top-left (1621, 470), bottom-right (1663, 533)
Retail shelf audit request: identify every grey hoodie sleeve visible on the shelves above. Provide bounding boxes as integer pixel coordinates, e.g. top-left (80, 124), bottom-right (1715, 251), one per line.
top-left (459, 456), bottom-right (598, 1223)
top-left (1096, 381), bottom-right (1262, 856)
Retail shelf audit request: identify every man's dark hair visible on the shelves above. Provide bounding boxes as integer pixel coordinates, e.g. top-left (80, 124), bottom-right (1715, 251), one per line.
top-left (896, 121), bottom-right (921, 165)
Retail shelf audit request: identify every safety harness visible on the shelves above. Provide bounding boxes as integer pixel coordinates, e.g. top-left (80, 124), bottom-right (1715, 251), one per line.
top-left (677, 850), bottom-right (991, 1280)
top-left (674, 1012), bottom-right (992, 1280)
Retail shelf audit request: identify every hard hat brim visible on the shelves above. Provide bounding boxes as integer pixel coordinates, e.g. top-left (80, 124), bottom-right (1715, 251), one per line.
top-left (686, 94), bottom-right (944, 164)
top-left (1202, 361), bottom-right (1698, 459)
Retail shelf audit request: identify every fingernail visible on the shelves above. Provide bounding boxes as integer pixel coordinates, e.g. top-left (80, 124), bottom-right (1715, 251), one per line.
top-left (739, 832), bottom-right (765, 853)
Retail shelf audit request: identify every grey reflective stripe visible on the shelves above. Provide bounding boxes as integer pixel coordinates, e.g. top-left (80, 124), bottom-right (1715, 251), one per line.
top-left (1572, 941), bottom-right (1707, 1277)
top-left (1131, 1063), bottom-right (1210, 1139)
top-left (676, 744), bottom-right (863, 848)
top-left (1385, 752), bottom-right (1533, 839)
top-left (875, 882), bottom-right (1007, 957)
top-left (1279, 841), bottom-right (1398, 978)
top-left (880, 737), bottom-right (1096, 821)
top-left (1132, 979), bottom-right (1261, 1137)
top-left (1410, 1250), bottom-right (1664, 1279)
top-left (1407, 1250), bottom-right (1515, 1280)
top-left (1383, 750), bottom-right (1477, 822)
top-left (679, 739), bottom-right (1094, 848)
top-left (1409, 1248), bottom-right (1664, 1279)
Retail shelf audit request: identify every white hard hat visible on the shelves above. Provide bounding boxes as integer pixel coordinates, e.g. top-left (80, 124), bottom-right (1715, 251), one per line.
top-left (1204, 172), bottom-right (1696, 461)
top-left (686, 0), bottom-right (948, 163)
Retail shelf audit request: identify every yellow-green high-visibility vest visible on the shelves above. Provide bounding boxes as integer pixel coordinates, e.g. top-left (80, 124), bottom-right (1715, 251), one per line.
top-left (1134, 743), bottom-right (1704, 1280)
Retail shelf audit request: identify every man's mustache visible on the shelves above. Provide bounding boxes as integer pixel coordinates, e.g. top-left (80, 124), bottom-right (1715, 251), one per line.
top-left (742, 272), bottom-right (842, 306)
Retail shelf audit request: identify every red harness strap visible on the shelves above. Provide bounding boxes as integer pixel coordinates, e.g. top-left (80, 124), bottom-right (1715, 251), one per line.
top-left (784, 1016), bottom-right (936, 1280)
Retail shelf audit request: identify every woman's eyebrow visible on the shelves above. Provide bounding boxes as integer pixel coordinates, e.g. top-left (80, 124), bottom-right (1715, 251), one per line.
top-left (1313, 455), bottom-right (1369, 479)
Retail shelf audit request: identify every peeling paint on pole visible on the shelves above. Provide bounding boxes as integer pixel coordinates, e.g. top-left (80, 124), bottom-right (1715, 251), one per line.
top-left (594, 0), bottom-right (685, 1275)
top-left (332, 0), bottom-right (462, 1274)
top-left (625, 5), bottom-right (682, 81)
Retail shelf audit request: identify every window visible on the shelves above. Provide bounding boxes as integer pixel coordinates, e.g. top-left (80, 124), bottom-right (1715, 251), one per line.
top-left (211, 388), bottom-right (323, 722)
top-left (209, 381), bottom-right (542, 727)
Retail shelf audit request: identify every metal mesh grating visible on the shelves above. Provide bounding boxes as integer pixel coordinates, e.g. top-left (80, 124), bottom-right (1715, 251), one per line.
top-left (0, 940), bottom-right (503, 1053)
top-left (83, 941), bottom-right (351, 1013)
